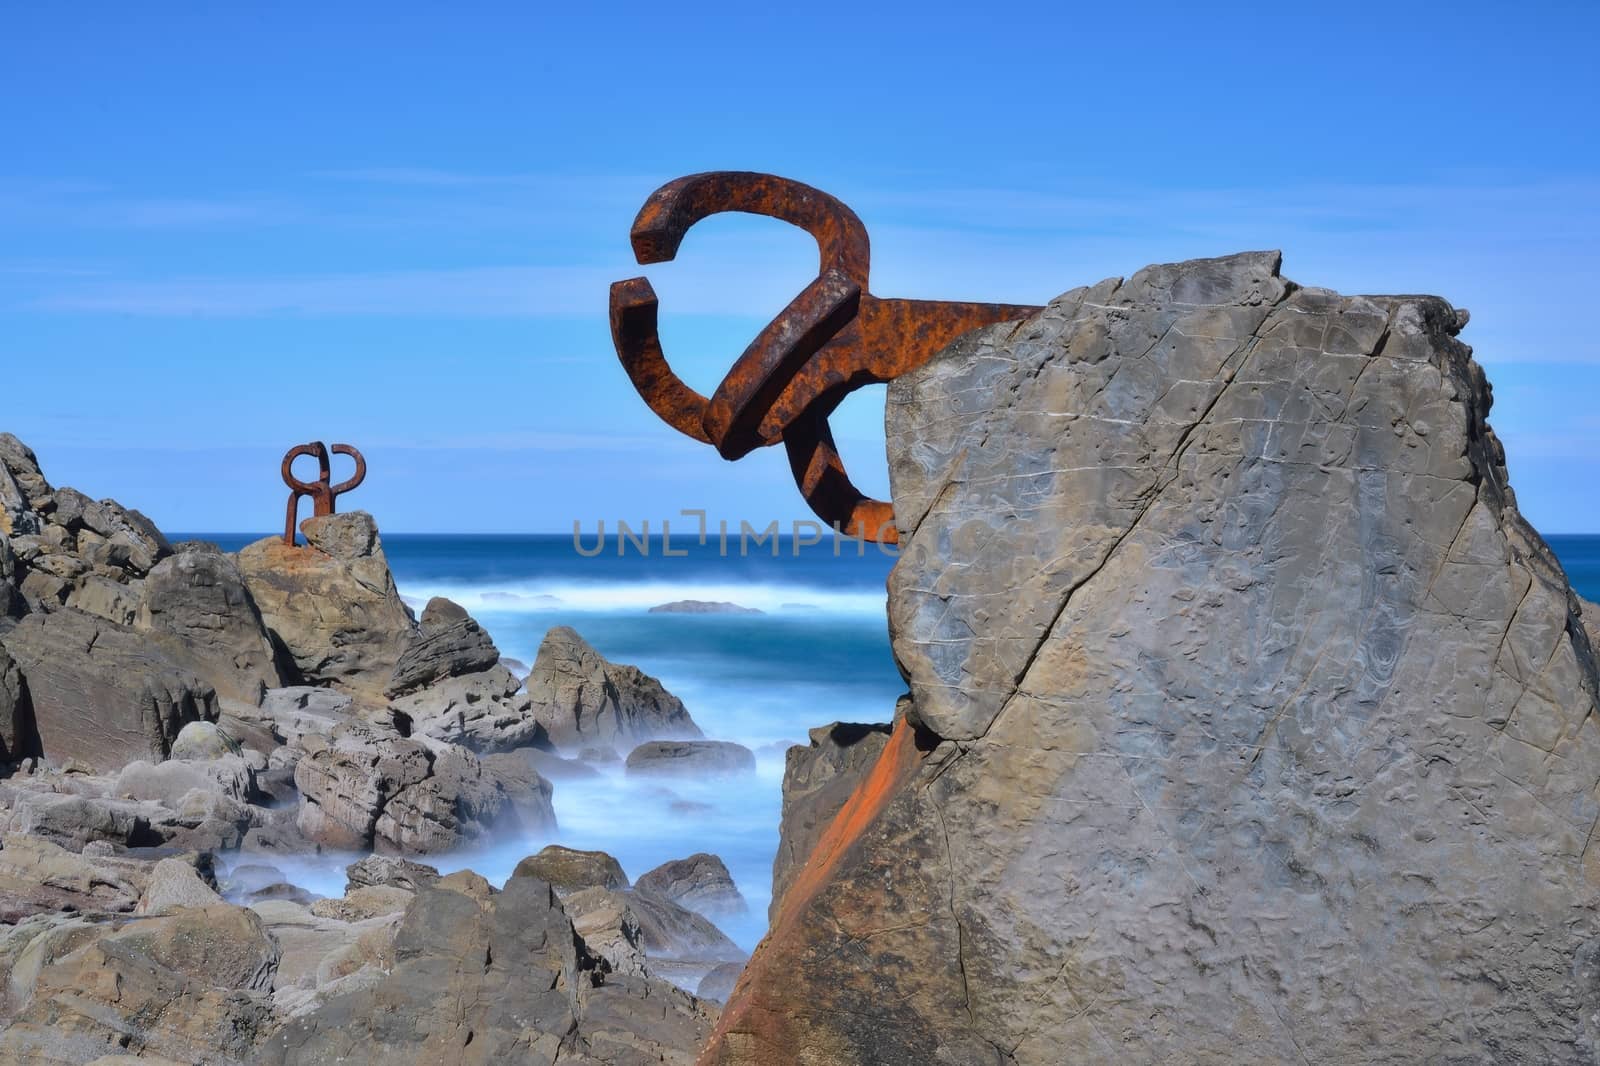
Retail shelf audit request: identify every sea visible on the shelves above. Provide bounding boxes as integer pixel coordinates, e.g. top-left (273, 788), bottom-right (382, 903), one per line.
top-left (189, 530), bottom-right (1600, 953)
top-left (193, 531), bottom-right (904, 952)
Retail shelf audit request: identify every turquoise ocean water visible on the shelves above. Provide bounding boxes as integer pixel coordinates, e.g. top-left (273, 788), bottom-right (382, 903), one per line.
top-left (191, 531), bottom-right (1600, 951)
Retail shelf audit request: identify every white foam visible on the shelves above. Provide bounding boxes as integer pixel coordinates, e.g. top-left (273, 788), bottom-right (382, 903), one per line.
top-left (398, 578), bottom-right (887, 617)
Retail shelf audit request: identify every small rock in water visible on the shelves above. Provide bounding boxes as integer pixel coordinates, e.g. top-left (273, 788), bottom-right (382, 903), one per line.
top-left (637, 852), bottom-right (748, 917)
top-left (698, 960), bottom-right (744, 1004)
top-left (625, 739), bottom-right (756, 778)
top-left (248, 882), bottom-right (316, 905)
top-left (345, 853), bottom-right (440, 894)
top-left (648, 599), bottom-right (763, 615)
top-left (512, 844), bottom-right (629, 893)
top-left (137, 857), bottom-right (222, 914)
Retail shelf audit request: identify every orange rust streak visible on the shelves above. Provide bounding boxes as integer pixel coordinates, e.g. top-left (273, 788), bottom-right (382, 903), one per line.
top-left (698, 717), bottom-right (926, 1064)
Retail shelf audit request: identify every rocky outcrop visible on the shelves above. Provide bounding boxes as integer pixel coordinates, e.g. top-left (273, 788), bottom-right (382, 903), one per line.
top-left (636, 852), bottom-right (746, 918)
top-left (648, 600), bottom-right (762, 615)
top-left (563, 883), bottom-right (747, 995)
top-left (0, 902), bottom-right (279, 1064)
top-left (524, 625), bottom-right (701, 755)
top-left (136, 542), bottom-right (288, 704)
top-left (256, 868), bottom-right (716, 1065)
top-left (624, 739), bottom-right (754, 777)
top-left (706, 253), bottom-right (1600, 1063)
top-left (0, 607), bottom-right (219, 772)
top-left (514, 843), bottom-right (630, 893)
top-left (769, 719), bottom-right (893, 921)
top-left (235, 512), bottom-right (417, 700)
top-left (386, 596), bottom-right (547, 752)
top-left (136, 856), bottom-right (224, 913)
top-left (293, 721), bottom-right (554, 853)
top-left (0, 833), bottom-right (198, 919)
top-left (0, 639), bottom-right (35, 763)
top-left (345, 853), bottom-right (440, 894)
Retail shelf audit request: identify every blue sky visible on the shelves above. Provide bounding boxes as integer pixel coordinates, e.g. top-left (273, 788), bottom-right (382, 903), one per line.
top-left (3, 3), bottom-right (1598, 533)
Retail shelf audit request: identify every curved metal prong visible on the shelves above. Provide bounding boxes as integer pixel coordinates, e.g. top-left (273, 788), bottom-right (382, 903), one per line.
top-left (281, 442), bottom-right (330, 495)
top-left (329, 444), bottom-right (367, 497)
top-left (702, 268), bottom-right (861, 460)
top-left (628, 171), bottom-right (869, 283)
top-left (609, 277), bottom-right (713, 445)
top-left (784, 409), bottom-right (898, 545)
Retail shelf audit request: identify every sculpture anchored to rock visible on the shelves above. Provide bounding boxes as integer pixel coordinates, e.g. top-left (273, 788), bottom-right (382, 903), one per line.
top-left (609, 171), bottom-right (1040, 543)
top-left (280, 441), bottom-right (366, 545)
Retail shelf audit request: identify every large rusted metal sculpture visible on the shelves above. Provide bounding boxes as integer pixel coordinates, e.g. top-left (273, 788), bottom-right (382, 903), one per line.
top-left (610, 171), bottom-right (1040, 543)
top-left (281, 442), bottom-right (366, 545)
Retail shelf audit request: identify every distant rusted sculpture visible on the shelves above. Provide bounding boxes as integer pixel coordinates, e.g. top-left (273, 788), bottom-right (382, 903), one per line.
top-left (281, 442), bottom-right (366, 545)
top-left (610, 171), bottom-right (1040, 542)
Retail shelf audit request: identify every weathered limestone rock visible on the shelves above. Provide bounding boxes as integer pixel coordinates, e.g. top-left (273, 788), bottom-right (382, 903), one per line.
top-left (345, 853), bottom-right (440, 894)
top-left (235, 512), bottom-right (416, 700)
top-left (0, 833), bottom-right (168, 919)
top-left (386, 596), bottom-right (502, 696)
top-left (636, 852), bottom-right (747, 918)
top-left (524, 625), bottom-right (701, 755)
top-left (563, 882), bottom-right (747, 994)
top-left (309, 884), bottom-right (413, 922)
top-left (137, 542), bottom-right (288, 703)
top-left (514, 845), bottom-right (631, 893)
top-left (0, 607), bottom-right (219, 772)
top-left (0, 640), bottom-right (35, 763)
top-left (0, 433), bottom-right (52, 525)
top-left (136, 856), bottom-right (224, 913)
top-left (386, 601), bottom-right (546, 753)
top-left (64, 572), bottom-right (142, 625)
top-left (624, 739), bottom-right (754, 777)
top-left (770, 719), bottom-right (893, 921)
top-left (707, 253), bottom-right (1600, 1064)
top-left (0, 903), bottom-right (279, 1064)
top-left (696, 961), bottom-right (742, 1005)
top-left (256, 869), bottom-right (715, 1065)
top-left (0, 531), bottom-right (21, 617)
top-left (169, 719), bottom-right (238, 760)
top-left (294, 722), bottom-right (554, 853)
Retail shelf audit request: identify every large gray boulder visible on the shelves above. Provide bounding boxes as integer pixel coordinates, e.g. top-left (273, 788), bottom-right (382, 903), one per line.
top-left (255, 869), bottom-right (716, 1065)
top-left (0, 607), bottom-right (219, 772)
top-left (523, 625), bottom-right (701, 755)
top-left (136, 542), bottom-right (288, 704)
top-left (708, 253), bottom-right (1600, 1064)
top-left (235, 512), bottom-right (417, 701)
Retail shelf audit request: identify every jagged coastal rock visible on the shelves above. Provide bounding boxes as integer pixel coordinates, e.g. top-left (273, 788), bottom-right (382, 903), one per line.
top-left (257, 869), bottom-right (716, 1065)
top-left (385, 596), bottom-right (545, 752)
top-left (235, 512), bottom-right (417, 700)
top-left (524, 625), bottom-right (702, 754)
top-left (636, 852), bottom-right (748, 918)
top-left (768, 719), bottom-right (893, 922)
top-left (1, 608), bottom-right (220, 772)
top-left (706, 252), bottom-right (1600, 1063)
top-left (0, 432), bottom-right (739, 1064)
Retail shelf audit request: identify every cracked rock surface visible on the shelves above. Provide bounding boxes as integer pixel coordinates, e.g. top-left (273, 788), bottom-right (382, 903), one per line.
top-left (705, 252), bottom-right (1600, 1064)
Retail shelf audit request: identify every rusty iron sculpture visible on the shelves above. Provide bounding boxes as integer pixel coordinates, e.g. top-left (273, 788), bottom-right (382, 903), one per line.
top-left (609, 171), bottom-right (1040, 543)
top-left (281, 442), bottom-right (366, 545)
